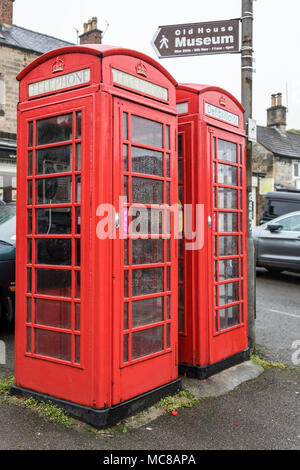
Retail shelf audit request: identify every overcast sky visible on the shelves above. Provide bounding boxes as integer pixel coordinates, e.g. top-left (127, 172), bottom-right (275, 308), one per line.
top-left (13, 0), bottom-right (300, 129)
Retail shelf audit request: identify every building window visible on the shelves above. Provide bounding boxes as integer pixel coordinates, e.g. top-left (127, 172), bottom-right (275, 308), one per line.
top-left (294, 162), bottom-right (300, 178)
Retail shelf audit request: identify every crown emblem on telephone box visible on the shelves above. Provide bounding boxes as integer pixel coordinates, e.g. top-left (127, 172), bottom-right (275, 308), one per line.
top-left (219, 96), bottom-right (226, 107)
top-left (136, 61), bottom-right (147, 77)
top-left (52, 57), bottom-right (64, 74)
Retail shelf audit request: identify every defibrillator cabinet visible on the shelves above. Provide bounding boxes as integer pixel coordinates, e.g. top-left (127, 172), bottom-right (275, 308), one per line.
top-left (12, 45), bottom-right (180, 427)
top-left (176, 84), bottom-right (249, 378)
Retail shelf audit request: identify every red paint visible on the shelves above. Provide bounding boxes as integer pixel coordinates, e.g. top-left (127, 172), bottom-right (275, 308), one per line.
top-left (176, 84), bottom-right (248, 369)
top-left (15, 45), bottom-right (178, 409)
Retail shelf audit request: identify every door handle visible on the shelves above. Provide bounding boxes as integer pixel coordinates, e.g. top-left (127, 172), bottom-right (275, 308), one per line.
top-left (115, 212), bottom-right (120, 229)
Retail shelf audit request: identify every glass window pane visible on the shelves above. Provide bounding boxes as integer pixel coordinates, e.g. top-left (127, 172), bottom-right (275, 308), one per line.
top-left (75, 303), bottom-right (80, 331)
top-left (28, 122), bottom-right (33, 147)
top-left (218, 212), bottom-right (239, 233)
top-left (132, 268), bottom-right (164, 296)
top-left (26, 327), bottom-right (31, 353)
top-left (36, 176), bottom-right (72, 205)
top-left (132, 239), bottom-right (163, 264)
top-left (166, 323), bottom-right (170, 348)
top-left (124, 303), bottom-right (128, 330)
top-left (219, 281), bottom-right (239, 306)
top-left (123, 176), bottom-right (128, 200)
top-left (76, 176), bottom-right (81, 202)
top-left (76, 207), bottom-right (81, 234)
top-left (218, 188), bottom-right (238, 209)
top-left (75, 239), bottom-right (81, 266)
top-left (219, 236), bottom-right (239, 256)
top-left (35, 329), bottom-right (71, 361)
top-left (27, 297), bottom-right (31, 322)
top-left (166, 153), bottom-right (170, 177)
top-left (76, 143), bottom-right (81, 171)
top-left (36, 208), bottom-right (72, 234)
top-left (123, 334), bottom-right (129, 363)
top-left (166, 125), bottom-right (170, 150)
top-left (36, 239), bottom-right (71, 266)
top-left (132, 296), bottom-right (163, 328)
top-left (35, 298), bottom-right (71, 329)
top-left (37, 114), bottom-right (73, 145)
top-left (124, 239), bottom-right (129, 265)
top-left (123, 144), bottom-right (128, 172)
top-left (279, 214), bottom-right (300, 232)
top-left (217, 140), bottom-right (237, 163)
top-left (27, 239), bottom-right (32, 264)
top-left (178, 310), bottom-right (184, 333)
top-left (28, 210), bottom-right (32, 234)
top-left (131, 115), bottom-right (163, 148)
top-left (178, 285), bottom-right (184, 308)
top-left (179, 259), bottom-right (184, 282)
top-left (76, 112), bottom-right (81, 139)
top-left (123, 112), bottom-right (128, 140)
top-left (75, 271), bottom-right (80, 299)
top-left (131, 325), bottom-right (164, 359)
top-left (124, 270), bottom-right (129, 297)
top-left (75, 335), bottom-right (80, 364)
top-left (178, 160), bottom-right (183, 183)
top-left (166, 295), bottom-right (170, 319)
top-left (131, 147), bottom-right (163, 176)
top-left (28, 180), bottom-right (32, 205)
top-left (35, 269), bottom-right (71, 297)
top-left (28, 151), bottom-right (33, 176)
top-left (218, 164), bottom-right (238, 185)
top-left (219, 305), bottom-right (240, 330)
top-left (132, 177), bottom-right (164, 204)
top-left (178, 135), bottom-right (182, 158)
top-left (218, 259), bottom-right (239, 281)
top-left (167, 239), bottom-right (170, 262)
top-left (36, 145), bottom-right (72, 175)
top-left (27, 268), bottom-right (32, 293)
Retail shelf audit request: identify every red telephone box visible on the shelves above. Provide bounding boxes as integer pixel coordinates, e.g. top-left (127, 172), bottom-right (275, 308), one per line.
top-left (12, 45), bottom-right (180, 427)
top-left (176, 84), bottom-right (249, 379)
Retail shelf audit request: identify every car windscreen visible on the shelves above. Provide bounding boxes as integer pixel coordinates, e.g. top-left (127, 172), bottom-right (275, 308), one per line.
top-left (0, 205), bottom-right (16, 245)
top-left (268, 199), bottom-right (300, 218)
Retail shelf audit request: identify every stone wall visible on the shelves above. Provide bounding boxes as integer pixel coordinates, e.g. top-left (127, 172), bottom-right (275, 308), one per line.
top-left (0, 45), bottom-right (39, 138)
top-left (252, 141), bottom-right (298, 223)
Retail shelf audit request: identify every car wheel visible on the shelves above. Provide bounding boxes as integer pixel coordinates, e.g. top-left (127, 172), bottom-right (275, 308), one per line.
top-left (266, 268), bottom-right (283, 275)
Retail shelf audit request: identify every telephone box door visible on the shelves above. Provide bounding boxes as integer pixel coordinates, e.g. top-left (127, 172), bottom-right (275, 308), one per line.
top-left (209, 127), bottom-right (248, 363)
top-left (112, 98), bottom-right (178, 403)
top-left (16, 96), bottom-right (94, 404)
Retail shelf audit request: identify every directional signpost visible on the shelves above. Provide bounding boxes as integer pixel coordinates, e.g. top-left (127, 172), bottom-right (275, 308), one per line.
top-left (151, 19), bottom-right (240, 58)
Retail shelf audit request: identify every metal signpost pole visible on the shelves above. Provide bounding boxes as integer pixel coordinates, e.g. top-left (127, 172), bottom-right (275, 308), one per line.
top-left (241, 0), bottom-right (256, 349)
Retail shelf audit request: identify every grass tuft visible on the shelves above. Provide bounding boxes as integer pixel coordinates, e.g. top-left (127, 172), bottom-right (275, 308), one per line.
top-left (250, 351), bottom-right (287, 369)
top-left (155, 390), bottom-right (200, 413)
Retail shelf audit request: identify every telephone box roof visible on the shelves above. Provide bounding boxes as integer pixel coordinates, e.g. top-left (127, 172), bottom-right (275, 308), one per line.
top-left (17, 44), bottom-right (178, 86)
top-left (178, 83), bottom-right (245, 113)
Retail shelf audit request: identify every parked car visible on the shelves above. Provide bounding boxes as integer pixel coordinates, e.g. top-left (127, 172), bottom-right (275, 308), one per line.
top-left (253, 211), bottom-right (300, 274)
top-left (260, 190), bottom-right (300, 225)
top-left (0, 203), bottom-right (16, 325)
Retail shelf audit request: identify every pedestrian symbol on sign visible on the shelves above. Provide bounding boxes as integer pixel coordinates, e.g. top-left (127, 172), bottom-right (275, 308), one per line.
top-left (159, 35), bottom-right (169, 49)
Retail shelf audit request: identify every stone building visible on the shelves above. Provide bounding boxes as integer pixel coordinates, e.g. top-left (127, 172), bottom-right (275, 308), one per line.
top-left (252, 93), bottom-right (300, 224)
top-left (0, 0), bottom-right (101, 202)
